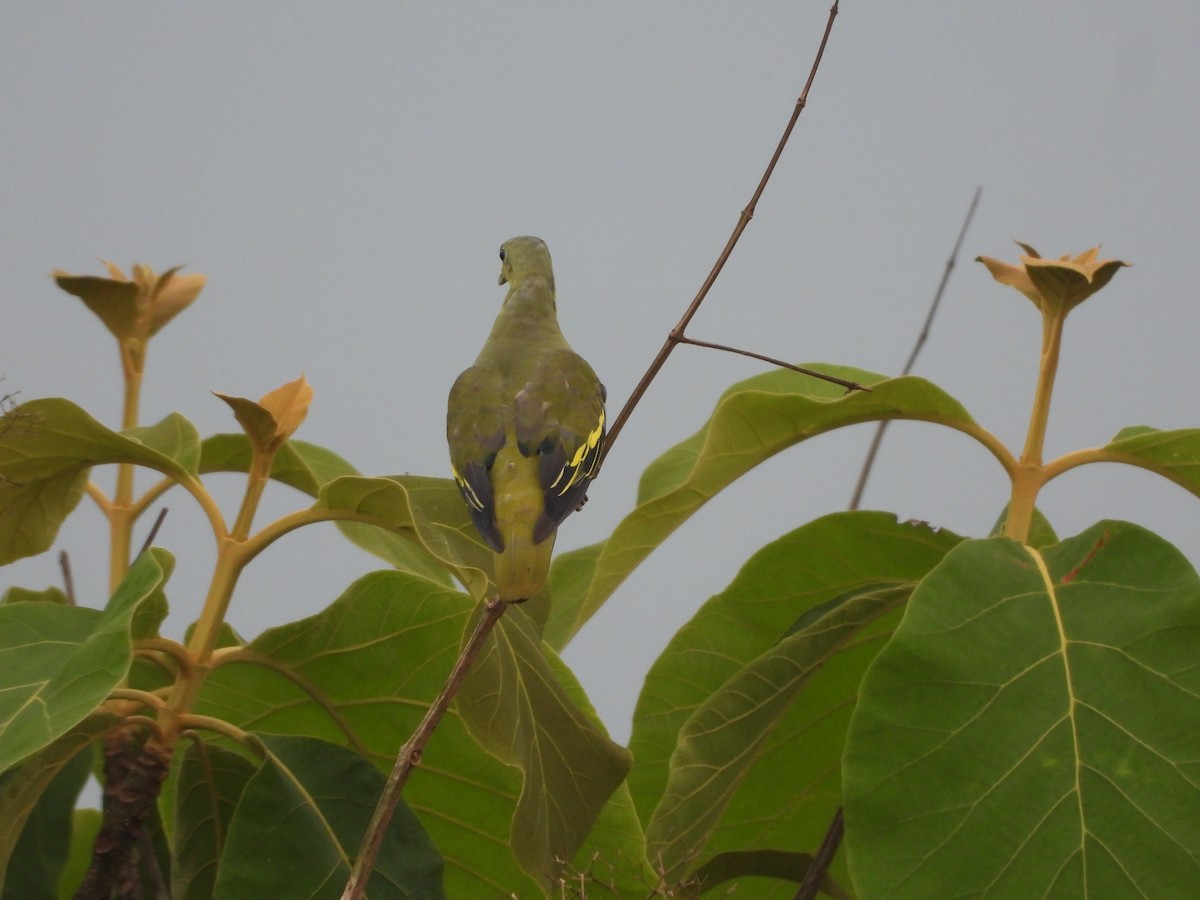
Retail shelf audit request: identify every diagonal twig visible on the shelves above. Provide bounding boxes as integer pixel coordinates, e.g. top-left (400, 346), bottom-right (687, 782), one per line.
top-left (341, 597), bottom-right (508, 900)
top-left (676, 336), bottom-right (866, 394)
top-left (136, 507), bottom-right (169, 559)
top-left (795, 807), bottom-right (843, 900)
top-left (601, 0), bottom-right (844, 467)
top-left (848, 185), bottom-right (981, 509)
top-left (60, 551), bottom-right (77, 606)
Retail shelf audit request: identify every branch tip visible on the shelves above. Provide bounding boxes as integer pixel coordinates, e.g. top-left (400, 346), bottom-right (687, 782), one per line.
top-left (599, 2), bottom-right (842, 465)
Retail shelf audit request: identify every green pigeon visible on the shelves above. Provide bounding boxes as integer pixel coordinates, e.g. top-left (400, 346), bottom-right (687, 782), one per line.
top-left (447, 236), bottom-right (606, 602)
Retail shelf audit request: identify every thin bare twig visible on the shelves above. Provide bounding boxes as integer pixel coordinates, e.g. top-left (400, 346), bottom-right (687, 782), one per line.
top-left (341, 597), bottom-right (508, 900)
top-left (60, 508), bottom-right (165, 611)
top-left (848, 186), bottom-right (981, 509)
top-left (676, 336), bottom-right (868, 394)
top-left (811, 187), bottom-right (979, 900)
top-left (600, 0), bottom-right (843, 466)
top-left (60, 551), bottom-right (77, 606)
top-left (795, 807), bottom-right (844, 900)
top-left (136, 508), bottom-right (169, 559)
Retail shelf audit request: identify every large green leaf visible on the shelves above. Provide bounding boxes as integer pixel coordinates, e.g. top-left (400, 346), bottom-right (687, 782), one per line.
top-left (123, 412), bottom-right (201, 475)
top-left (0, 399), bottom-right (196, 563)
top-left (1, 587), bottom-right (70, 606)
top-left (455, 609), bottom-right (632, 886)
top-left (313, 476), bottom-right (490, 599)
top-left (0, 549), bottom-right (172, 772)
top-left (647, 584), bottom-right (909, 883)
top-left (199, 434), bottom-right (351, 494)
top-left (629, 513), bottom-right (962, 893)
top-left (2, 574), bottom-right (164, 641)
top-left (171, 740), bottom-right (257, 900)
top-left (0, 714), bottom-right (115, 893)
top-left (1, 741), bottom-right (91, 899)
top-left (989, 503), bottom-right (1059, 548)
top-left (566, 783), bottom-right (654, 897)
top-left (843, 521), bottom-right (1200, 898)
top-left (194, 570), bottom-right (627, 895)
top-left (56, 809), bottom-right (100, 899)
top-left (545, 366), bottom-right (1002, 649)
top-left (200, 435), bottom-right (453, 586)
top-left (214, 735), bottom-right (443, 899)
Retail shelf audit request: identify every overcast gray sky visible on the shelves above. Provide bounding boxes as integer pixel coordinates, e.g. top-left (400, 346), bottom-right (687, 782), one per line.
top-left (4, 3), bottom-right (1199, 743)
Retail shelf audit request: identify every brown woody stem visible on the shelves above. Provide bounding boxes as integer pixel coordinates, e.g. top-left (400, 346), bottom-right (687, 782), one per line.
top-left (849, 186), bottom-right (982, 509)
top-left (795, 807), bottom-right (844, 900)
top-left (341, 596), bottom-right (508, 900)
top-left (676, 336), bottom-right (869, 393)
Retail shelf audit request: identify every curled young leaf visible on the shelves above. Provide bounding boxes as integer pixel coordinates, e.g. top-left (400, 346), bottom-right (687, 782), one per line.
top-left (52, 271), bottom-right (140, 342)
top-left (214, 376), bottom-right (312, 454)
top-left (977, 242), bottom-right (1128, 316)
top-left (149, 267), bottom-right (206, 336)
top-left (53, 262), bottom-right (204, 344)
top-left (257, 376), bottom-right (313, 444)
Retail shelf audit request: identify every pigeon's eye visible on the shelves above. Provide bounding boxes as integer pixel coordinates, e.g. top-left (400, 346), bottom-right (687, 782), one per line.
top-left (499, 247), bottom-right (506, 262)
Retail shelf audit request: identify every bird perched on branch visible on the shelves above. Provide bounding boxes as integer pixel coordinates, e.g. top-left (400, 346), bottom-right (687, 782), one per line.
top-left (447, 236), bottom-right (606, 602)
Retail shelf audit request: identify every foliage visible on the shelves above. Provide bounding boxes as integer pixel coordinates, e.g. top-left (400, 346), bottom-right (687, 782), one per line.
top-left (2, 242), bottom-right (1198, 899)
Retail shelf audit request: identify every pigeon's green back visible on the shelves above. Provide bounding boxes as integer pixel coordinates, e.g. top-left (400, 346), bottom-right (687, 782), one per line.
top-left (447, 236), bottom-right (605, 601)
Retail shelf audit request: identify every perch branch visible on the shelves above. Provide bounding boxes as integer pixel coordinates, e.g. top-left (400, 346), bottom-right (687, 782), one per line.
top-left (341, 596), bottom-right (508, 900)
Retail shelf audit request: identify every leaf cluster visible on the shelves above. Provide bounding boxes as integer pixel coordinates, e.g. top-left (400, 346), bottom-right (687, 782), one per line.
top-left (3, 244), bottom-right (1200, 899)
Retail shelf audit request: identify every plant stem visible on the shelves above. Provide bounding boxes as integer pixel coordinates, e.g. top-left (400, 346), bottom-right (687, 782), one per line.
top-left (119, 343), bottom-right (143, 432)
top-left (176, 713), bottom-right (257, 747)
top-left (164, 450), bottom-right (272, 681)
top-left (1005, 309), bottom-right (1066, 542)
top-left (108, 507), bottom-right (134, 596)
top-left (230, 448), bottom-right (273, 540)
top-left (1020, 311), bottom-right (1065, 465)
top-left (341, 597), bottom-right (508, 900)
top-left (156, 543), bottom-right (244, 742)
top-left (795, 807), bottom-right (844, 900)
top-left (187, 544), bottom-right (245, 665)
top-left (109, 343), bottom-right (144, 593)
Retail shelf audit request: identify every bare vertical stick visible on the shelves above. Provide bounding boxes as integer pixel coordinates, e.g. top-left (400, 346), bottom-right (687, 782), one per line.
top-left (341, 597), bottom-right (508, 900)
top-left (849, 186), bottom-right (981, 509)
top-left (601, 1), bottom-right (842, 464)
top-left (809, 189), bottom-right (981, 897)
top-left (136, 508), bottom-right (169, 559)
top-left (59, 551), bottom-right (77, 606)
